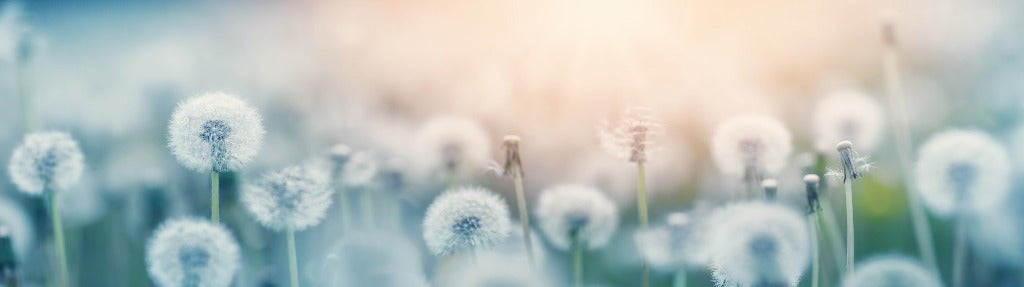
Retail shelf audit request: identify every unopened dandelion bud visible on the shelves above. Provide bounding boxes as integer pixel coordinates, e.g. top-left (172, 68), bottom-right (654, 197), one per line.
top-left (837, 141), bottom-right (862, 182)
top-left (804, 174), bottom-right (821, 214)
top-left (762, 179), bottom-right (779, 201)
top-left (328, 144), bottom-right (354, 169)
top-left (502, 135), bottom-right (522, 177)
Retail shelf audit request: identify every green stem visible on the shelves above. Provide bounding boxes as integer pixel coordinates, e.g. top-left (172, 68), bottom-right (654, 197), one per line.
top-left (810, 215), bottom-right (821, 287)
top-left (287, 227), bottom-right (299, 287)
top-left (337, 185), bottom-right (352, 232)
top-left (673, 268), bottom-right (687, 287)
top-left (637, 162), bottom-right (650, 287)
top-left (572, 231), bottom-right (583, 287)
top-left (844, 181), bottom-right (854, 276)
top-left (361, 190), bottom-right (375, 228)
top-left (46, 191), bottom-right (69, 287)
top-left (952, 214), bottom-right (966, 287)
top-left (819, 198), bottom-right (847, 274)
top-left (211, 171), bottom-right (220, 223)
top-left (511, 165), bottom-right (535, 268)
top-left (883, 38), bottom-right (938, 273)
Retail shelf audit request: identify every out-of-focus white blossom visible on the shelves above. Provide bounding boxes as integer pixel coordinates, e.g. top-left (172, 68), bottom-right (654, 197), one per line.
top-left (146, 218), bottom-right (240, 287)
top-left (707, 202), bottom-right (809, 287)
top-left (913, 130), bottom-right (1010, 216)
top-left (242, 162), bottom-right (334, 231)
top-left (535, 184), bottom-right (619, 251)
top-left (710, 116), bottom-right (792, 179)
top-left (841, 256), bottom-right (942, 287)
top-left (8, 131), bottom-right (85, 195)
top-left (812, 90), bottom-right (885, 154)
top-left (600, 106), bottom-right (662, 163)
top-left (409, 115), bottom-right (491, 185)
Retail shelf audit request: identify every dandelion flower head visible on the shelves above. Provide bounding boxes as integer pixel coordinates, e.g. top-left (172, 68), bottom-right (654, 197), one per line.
top-left (600, 106), bottom-right (662, 163)
top-left (146, 218), bottom-right (240, 287)
top-left (8, 131), bottom-right (85, 195)
top-left (914, 130), bottom-right (1010, 216)
top-left (422, 186), bottom-right (511, 256)
top-left (242, 162), bottom-right (334, 231)
top-left (535, 184), bottom-right (619, 251)
top-left (813, 90), bottom-right (885, 153)
top-left (168, 92), bottom-right (265, 173)
top-left (711, 116), bottom-right (793, 179)
top-left (410, 115), bottom-right (491, 184)
top-left (707, 202), bottom-right (809, 287)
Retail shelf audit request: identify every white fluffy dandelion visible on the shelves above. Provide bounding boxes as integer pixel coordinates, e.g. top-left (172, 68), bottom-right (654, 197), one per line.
top-left (841, 256), bottom-right (942, 287)
top-left (635, 213), bottom-right (701, 271)
top-left (7, 131), bottom-right (84, 195)
top-left (913, 130), bottom-right (1011, 216)
top-left (422, 187), bottom-right (511, 256)
top-left (536, 184), bottom-right (619, 251)
top-left (341, 151), bottom-right (379, 188)
top-left (146, 218), bottom-right (240, 287)
top-left (242, 163), bottom-right (333, 232)
top-left (708, 202), bottom-right (810, 287)
top-left (600, 106), bottom-right (662, 163)
top-left (812, 90), bottom-right (886, 154)
top-left (0, 197), bottom-right (33, 259)
top-left (711, 116), bottom-right (793, 193)
top-left (409, 116), bottom-right (491, 186)
top-left (168, 92), bottom-right (264, 173)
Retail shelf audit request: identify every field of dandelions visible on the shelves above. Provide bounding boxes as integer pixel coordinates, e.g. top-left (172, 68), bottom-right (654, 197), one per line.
top-left (1, 1), bottom-right (1023, 287)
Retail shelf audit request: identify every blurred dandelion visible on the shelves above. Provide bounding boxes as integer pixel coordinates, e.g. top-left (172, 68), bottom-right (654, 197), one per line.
top-left (318, 232), bottom-right (429, 287)
top-left (841, 256), bottom-right (942, 287)
top-left (914, 130), bottom-right (1010, 287)
top-left (803, 174), bottom-right (824, 287)
top-left (707, 202), bottom-right (809, 287)
top-left (600, 106), bottom-right (660, 287)
top-left (168, 92), bottom-right (265, 222)
top-left (146, 218), bottom-right (240, 287)
top-left (635, 213), bottom-right (699, 287)
top-left (711, 116), bottom-right (793, 198)
top-left (410, 115), bottom-right (491, 188)
top-left (242, 162), bottom-right (333, 287)
top-left (535, 184), bottom-right (618, 287)
top-left (422, 186), bottom-right (511, 256)
top-left (812, 90), bottom-right (886, 154)
top-left (7, 131), bottom-right (84, 287)
top-left (762, 179), bottom-right (779, 201)
top-left (0, 197), bottom-right (33, 260)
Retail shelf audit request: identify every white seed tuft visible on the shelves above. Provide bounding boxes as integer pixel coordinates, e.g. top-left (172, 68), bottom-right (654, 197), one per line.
top-left (242, 162), bottom-right (334, 231)
top-left (409, 116), bottom-right (491, 184)
top-left (813, 90), bottom-right (885, 154)
top-left (146, 218), bottom-right (240, 287)
top-left (913, 130), bottom-right (1011, 216)
top-left (600, 106), bottom-right (662, 163)
top-left (8, 131), bottom-right (85, 195)
top-left (706, 202), bottom-right (809, 287)
top-left (422, 186), bottom-right (511, 256)
top-left (711, 116), bottom-right (793, 179)
top-left (168, 92), bottom-right (265, 173)
top-left (635, 212), bottom-right (701, 271)
top-left (535, 184), bottom-right (619, 251)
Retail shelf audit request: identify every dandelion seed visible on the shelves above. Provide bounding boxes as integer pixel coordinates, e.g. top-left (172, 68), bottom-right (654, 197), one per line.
top-left (422, 187), bottom-right (511, 256)
top-left (410, 116), bottom-right (491, 186)
top-left (914, 130), bottom-right (1011, 216)
top-left (841, 256), bottom-right (942, 287)
top-left (319, 233), bottom-right (429, 287)
top-left (146, 218), bottom-right (240, 287)
top-left (813, 90), bottom-right (885, 154)
top-left (599, 106), bottom-right (661, 163)
top-left (0, 197), bottom-right (33, 260)
top-left (242, 162), bottom-right (333, 232)
top-left (167, 92), bottom-right (265, 173)
top-left (707, 202), bottom-right (809, 287)
top-left (536, 184), bottom-right (618, 287)
top-left (711, 116), bottom-right (793, 197)
top-left (7, 131), bottom-right (84, 195)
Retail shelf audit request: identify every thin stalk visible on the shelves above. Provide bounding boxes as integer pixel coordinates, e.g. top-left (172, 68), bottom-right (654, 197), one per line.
top-left (17, 45), bottom-right (32, 134)
top-left (511, 164), bottom-right (535, 268)
top-left (337, 184), bottom-right (352, 232)
top-left (819, 199), bottom-right (846, 274)
top-left (882, 27), bottom-right (938, 273)
top-left (572, 231), bottom-right (583, 287)
top-left (637, 162), bottom-right (650, 287)
top-left (46, 190), bottom-right (69, 287)
top-left (361, 190), bottom-right (375, 228)
top-left (673, 269), bottom-right (687, 287)
top-left (211, 171), bottom-right (220, 223)
top-left (952, 214), bottom-right (966, 287)
top-left (844, 181), bottom-right (854, 275)
top-left (286, 227), bottom-right (299, 287)
top-left (810, 215), bottom-right (821, 287)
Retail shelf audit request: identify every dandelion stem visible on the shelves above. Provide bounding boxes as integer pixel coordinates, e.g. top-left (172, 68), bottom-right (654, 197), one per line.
top-left (673, 268), bottom-right (687, 287)
top-left (844, 180), bottom-right (854, 275)
top-left (571, 231), bottom-right (583, 287)
top-left (17, 45), bottom-right (33, 134)
top-left (361, 190), bottom-right (375, 228)
top-left (952, 214), bottom-right (966, 287)
top-left (882, 22), bottom-right (939, 273)
top-left (810, 214), bottom-right (821, 287)
top-left (286, 227), bottom-right (299, 287)
top-left (46, 190), bottom-right (69, 287)
top-left (819, 198), bottom-right (847, 274)
top-left (337, 184), bottom-right (352, 232)
top-left (636, 162), bottom-right (650, 287)
top-left (511, 163), bottom-right (535, 268)
top-left (211, 171), bottom-right (220, 223)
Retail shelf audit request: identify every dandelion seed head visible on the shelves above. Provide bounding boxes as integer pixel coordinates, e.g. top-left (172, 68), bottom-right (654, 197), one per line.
top-left (146, 218), bottom-right (240, 287)
top-left (0, 197), bottom-right (34, 259)
top-left (410, 116), bottom-right (491, 184)
top-left (711, 116), bottom-right (793, 179)
top-left (536, 184), bottom-right (618, 251)
top-left (841, 256), bottom-right (942, 287)
top-left (8, 131), bottom-right (85, 195)
top-left (803, 174), bottom-right (821, 214)
top-left (319, 232), bottom-right (429, 287)
top-left (168, 92), bottom-right (264, 173)
top-left (913, 130), bottom-right (1010, 216)
top-left (708, 202), bottom-right (809, 287)
top-left (242, 162), bottom-right (334, 231)
top-left (636, 212), bottom-right (701, 271)
top-left (600, 106), bottom-right (662, 163)
top-left (813, 90), bottom-right (885, 154)
top-left (341, 151), bottom-right (379, 188)
top-left (835, 141), bottom-right (872, 182)
top-left (422, 187), bottom-right (511, 256)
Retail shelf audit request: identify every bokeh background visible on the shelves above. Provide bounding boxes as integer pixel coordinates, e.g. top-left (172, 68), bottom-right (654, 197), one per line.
top-left (1, 0), bottom-right (1023, 286)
